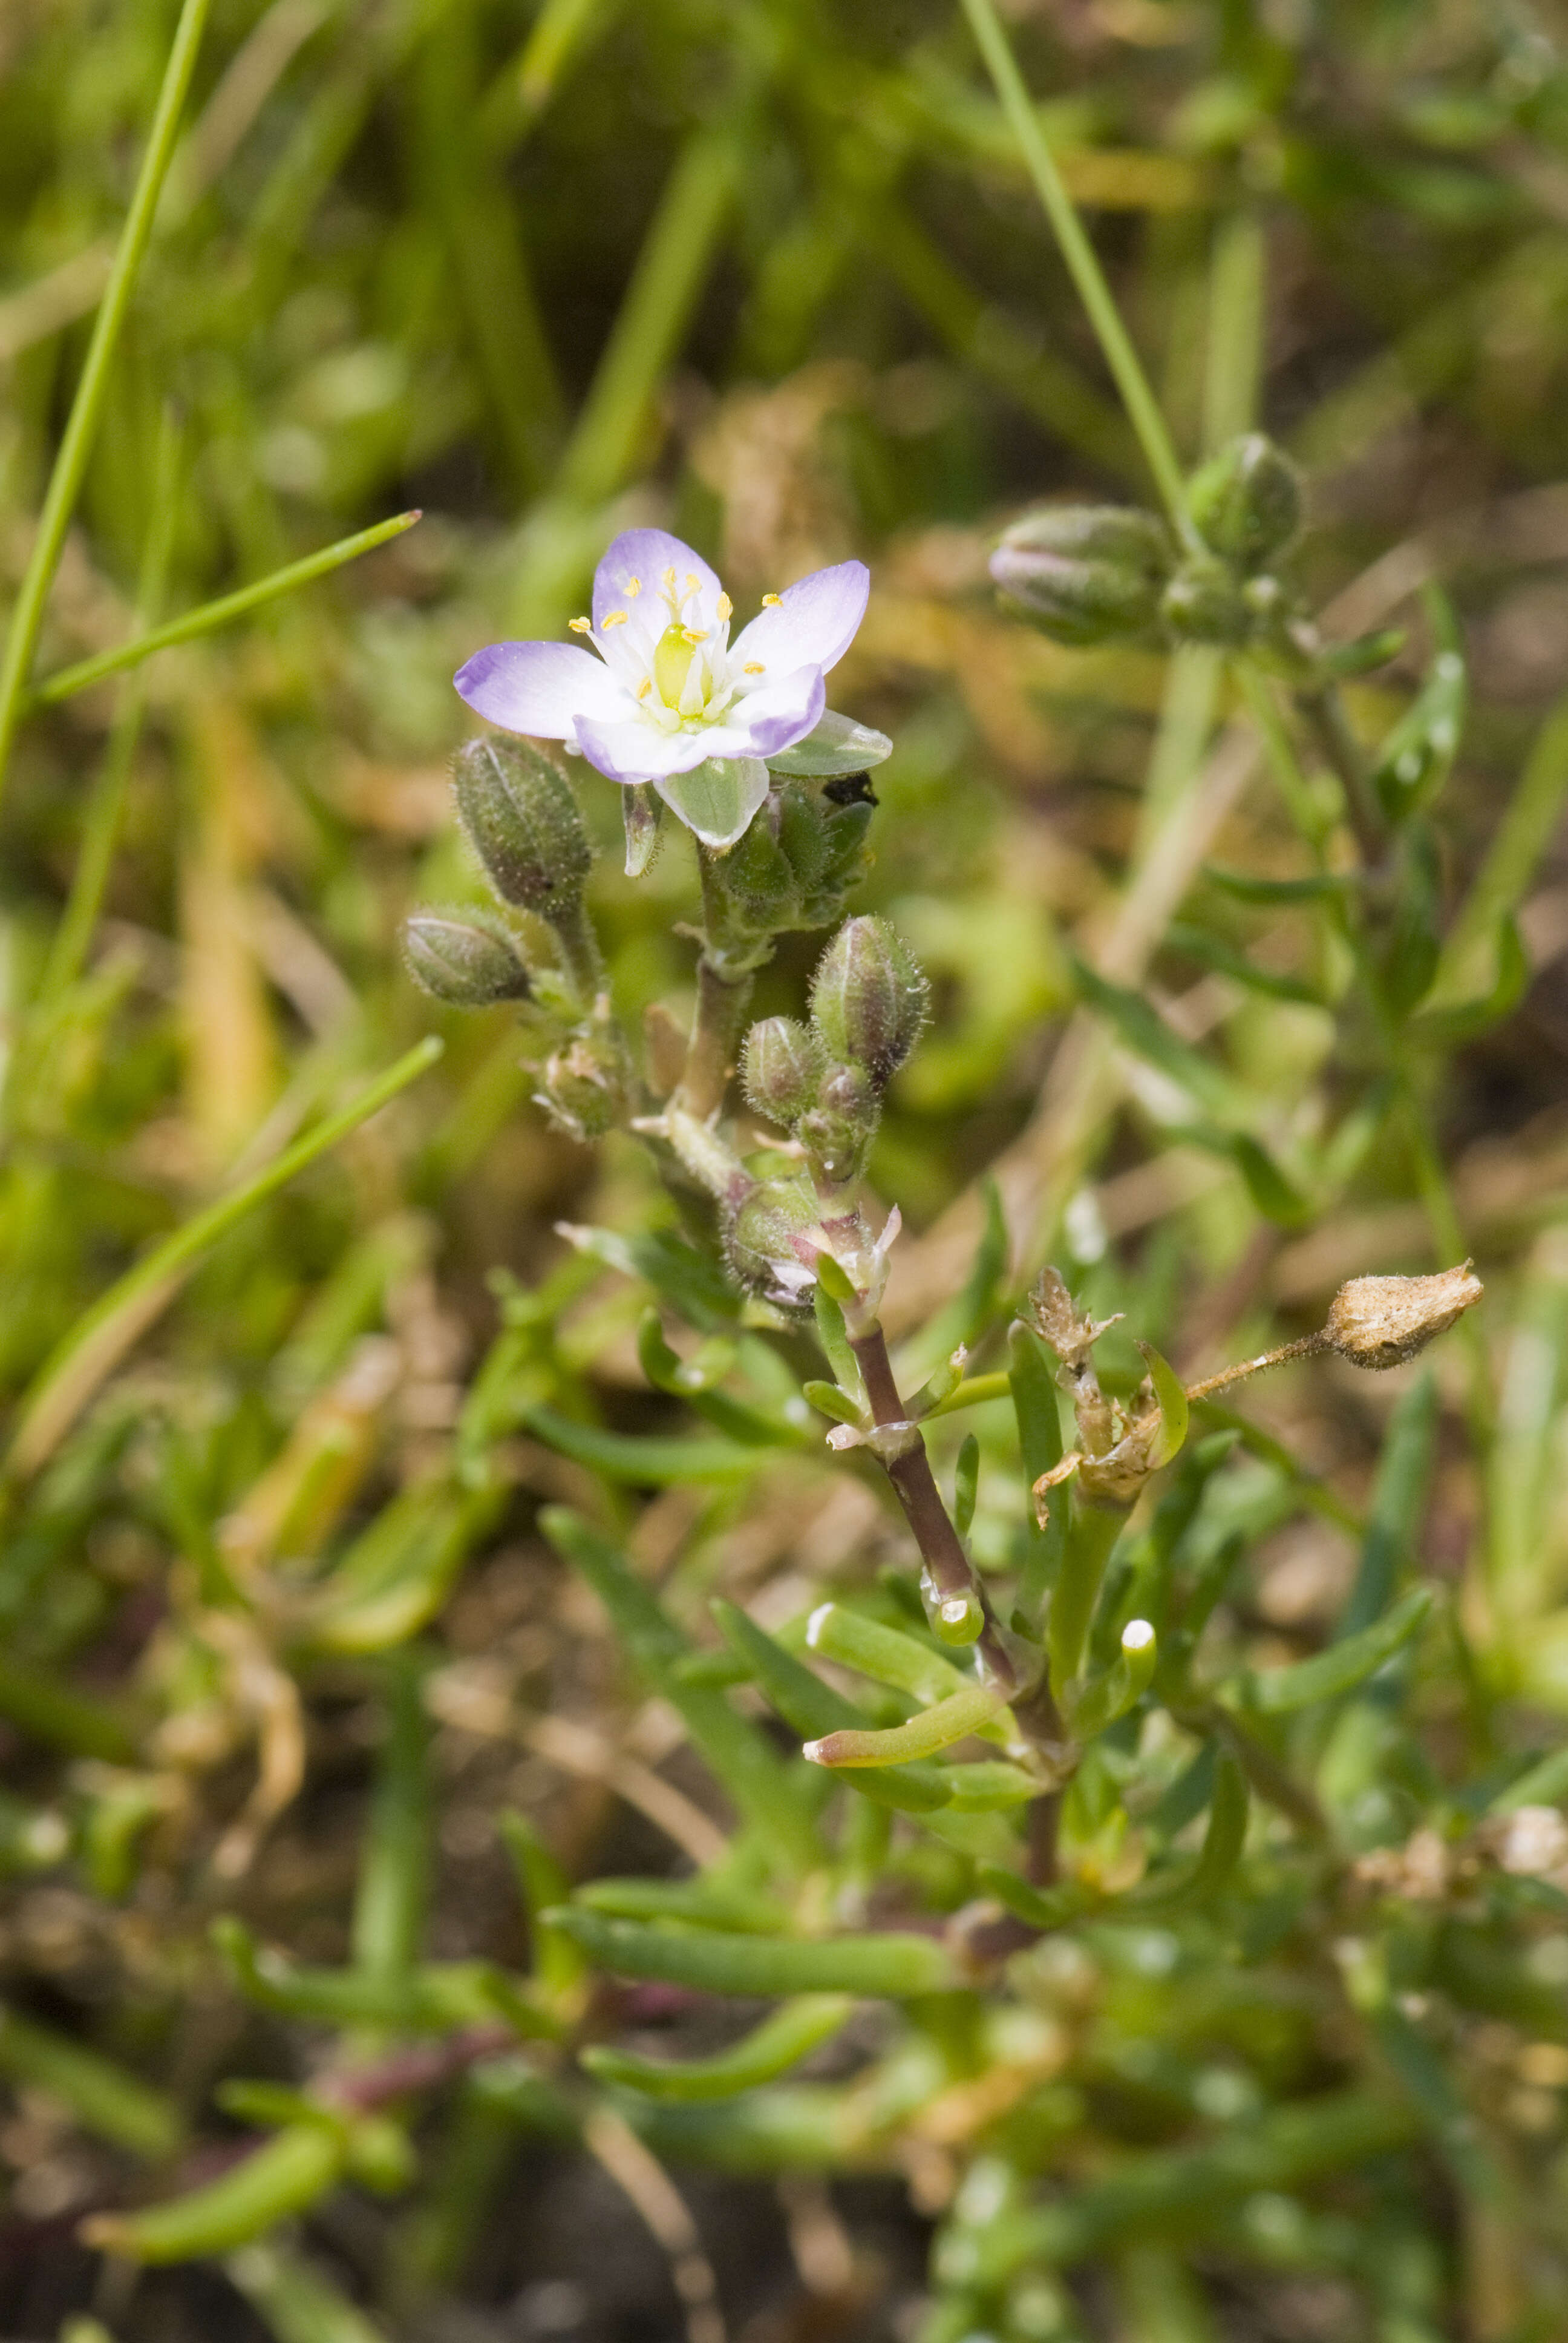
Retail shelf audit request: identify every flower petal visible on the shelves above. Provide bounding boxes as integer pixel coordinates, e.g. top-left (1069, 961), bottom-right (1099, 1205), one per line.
top-left (454, 640), bottom-right (624, 739)
top-left (654, 757), bottom-right (771, 850)
top-left (730, 560), bottom-right (869, 678)
top-left (593, 529), bottom-right (723, 634)
top-left (723, 666), bottom-right (825, 760)
top-left (575, 715), bottom-right (714, 785)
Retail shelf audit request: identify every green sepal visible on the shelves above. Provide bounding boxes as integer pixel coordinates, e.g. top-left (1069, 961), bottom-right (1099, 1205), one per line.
top-left (765, 710), bottom-right (893, 778)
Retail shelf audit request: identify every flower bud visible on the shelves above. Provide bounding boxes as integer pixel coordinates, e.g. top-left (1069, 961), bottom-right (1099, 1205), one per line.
top-left (809, 917), bottom-right (929, 1090)
top-left (402, 911), bottom-right (532, 1006)
top-left (1322, 1262), bottom-right (1483, 1370)
top-left (742, 1017), bottom-right (824, 1127)
top-left (1187, 433), bottom-right (1301, 569)
top-left (990, 506), bottom-right (1172, 646)
top-left (453, 738), bottom-right (592, 917)
top-left (725, 1173), bottom-right (822, 1306)
top-left (537, 1036), bottom-right (620, 1141)
top-left (1160, 558), bottom-right (1252, 646)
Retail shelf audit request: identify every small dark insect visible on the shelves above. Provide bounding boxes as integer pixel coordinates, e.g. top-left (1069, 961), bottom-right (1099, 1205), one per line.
top-left (823, 771), bottom-right (878, 807)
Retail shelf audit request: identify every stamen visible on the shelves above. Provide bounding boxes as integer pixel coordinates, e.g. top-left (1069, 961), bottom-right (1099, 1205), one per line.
top-left (716, 592), bottom-right (732, 621)
top-left (743, 661), bottom-right (765, 673)
top-left (682, 628), bottom-right (707, 644)
top-left (635, 676), bottom-right (652, 699)
top-left (762, 592), bottom-right (782, 607)
top-left (601, 611), bottom-right (629, 628)
top-left (662, 566), bottom-right (676, 589)
top-left (569, 617), bottom-right (592, 634)
top-left (624, 576), bottom-right (642, 597)
top-left (685, 572), bottom-right (699, 594)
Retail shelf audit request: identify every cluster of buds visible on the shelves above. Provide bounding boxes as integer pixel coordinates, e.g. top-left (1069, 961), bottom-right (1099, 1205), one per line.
top-left (402, 738), bottom-right (625, 1141)
top-left (742, 917), bottom-right (927, 1194)
top-left (991, 431), bottom-right (1303, 657)
top-left (713, 917), bottom-right (929, 1306)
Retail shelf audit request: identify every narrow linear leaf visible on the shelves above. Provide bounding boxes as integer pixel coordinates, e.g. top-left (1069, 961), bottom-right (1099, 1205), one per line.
top-left (1245, 1587), bottom-right (1433, 1714)
top-left (543, 1907), bottom-right (956, 1997)
top-left (581, 1994), bottom-right (852, 2101)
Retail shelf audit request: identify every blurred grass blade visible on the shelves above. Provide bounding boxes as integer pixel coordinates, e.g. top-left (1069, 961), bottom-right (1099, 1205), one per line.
top-left (6, 1037), bottom-right (442, 1483)
top-left (226, 2241), bottom-right (390, 2343)
top-left (26, 510), bottom-right (422, 713)
top-left (0, 2004), bottom-right (180, 2157)
top-left (82, 2124), bottom-right (346, 2263)
top-left (582, 1994), bottom-right (851, 2101)
top-left (1245, 1587), bottom-right (1433, 1714)
top-left (0, 0), bottom-right (213, 801)
top-left (956, 0), bottom-right (1189, 529)
top-left (40, 401), bottom-right (185, 1006)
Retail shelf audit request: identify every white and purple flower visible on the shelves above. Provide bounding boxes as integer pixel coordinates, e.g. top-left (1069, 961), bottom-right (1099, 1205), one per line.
top-left (454, 528), bottom-right (878, 851)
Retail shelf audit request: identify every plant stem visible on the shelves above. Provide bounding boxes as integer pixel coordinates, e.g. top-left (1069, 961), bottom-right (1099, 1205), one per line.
top-left (0, 0), bottom-right (212, 806)
top-left (848, 1321), bottom-right (1018, 1693)
top-left (957, 0), bottom-right (1194, 541)
top-left (1182, 1332), bottom-right (1328, 1404)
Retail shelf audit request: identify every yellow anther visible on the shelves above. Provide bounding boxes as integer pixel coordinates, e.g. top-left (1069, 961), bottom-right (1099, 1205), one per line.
top-left (625, 576), bottom-right (642, 597)
top-left (762, 592), bottom-right (782, 607)
top-left (662, 566), bottom-right (676, 589)
top-left (682, 628), bottom-right (707, 644)
top-left (716, 592), bottom-right (732, 621)
top-left (743, 661), bottom-right (765, 673)
top-left (685, 572), bottom-right (699, 593)
top-left (635, 675), bottom-right (652, 699)
top-left (569, 617), bottom-right (592, 634)
top-left (601, 611), bottom-right (629, 628)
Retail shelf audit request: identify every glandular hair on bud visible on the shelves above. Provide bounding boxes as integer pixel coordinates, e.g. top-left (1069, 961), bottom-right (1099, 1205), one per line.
top-left (402, 911), bottom-right (532, 1006)
top-left (453, 738), bottom-right (592, 916)
top-left (742, 1017), bottom-right (824, 1127)
top-left (1323, 1262), bottom-right (1483, 1370)
top-left (990, 505), bottom-right (1172, 646)
top-left (1187, 433), bottom-right (1301, 569)
top-left (809, 917), bottom-right (928, 1090)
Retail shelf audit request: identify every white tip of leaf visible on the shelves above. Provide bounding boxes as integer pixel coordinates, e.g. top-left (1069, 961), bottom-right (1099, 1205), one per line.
top-left (802, 1739), bottom-right (827, 1766)
top-left (1122, 1619), bottom-right (1155, 1653)
top-left (806, 1603), bottom-right (834, 1648)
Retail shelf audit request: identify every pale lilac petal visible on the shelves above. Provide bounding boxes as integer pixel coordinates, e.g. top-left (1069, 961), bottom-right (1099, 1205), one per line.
top-left (593, 529), bottom-right (722, 634)
top-left (454, 640), bottom-right (622, 739)
top-left (730, 560), bottom-right (869, 678)
top-left (575, 714), bottom-right (714, 785)
top-left (724, 667), bottom-right (825, 759)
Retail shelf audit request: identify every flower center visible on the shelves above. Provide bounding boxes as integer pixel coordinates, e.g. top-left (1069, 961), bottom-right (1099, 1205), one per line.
top-left (653, 623), bottom-right (705, 711)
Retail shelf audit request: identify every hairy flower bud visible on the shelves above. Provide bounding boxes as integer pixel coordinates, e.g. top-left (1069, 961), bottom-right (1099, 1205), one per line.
top-left (990, 505), bottom-right (1172, 646)
top-left (1160, 557), bottom-right (1252, 646)
top-left (453, 738), bottom-right (592, 916)
top-left (1323, 1262), bottom-right (1483, 1369)
top-left (742, 1017), bottom-right (825, 1127)
top-left (402, 911), bottom-right (532, 1006)
top-left (1187, 433), bottom-right (1301, 569)
top-left (725, 1174), bottom-right (822, 1306)
top-left (809, 917), bottom-right (928, 1090)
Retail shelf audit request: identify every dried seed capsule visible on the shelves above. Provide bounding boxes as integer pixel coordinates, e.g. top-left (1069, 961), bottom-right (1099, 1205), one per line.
top-left (1187, 432), bottom-right (1302, 569)
top-left (725, 1174), bottom-right (822, 1306)
top-left (809, 917), bottom-right (928, 1089)
top-left (538, 1036), bottom-right (620, 1141)
top-left (990, 505), bottom-right (1172, 646)
top-left (453, 737), bottom-right (592, 915)
top-left (741, 1017), bottom-right (825, 1127)
top-left (1322, 1261), bottom-right (1483, 1369)
top-left (402, 911), bottom-right (532, 1006)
